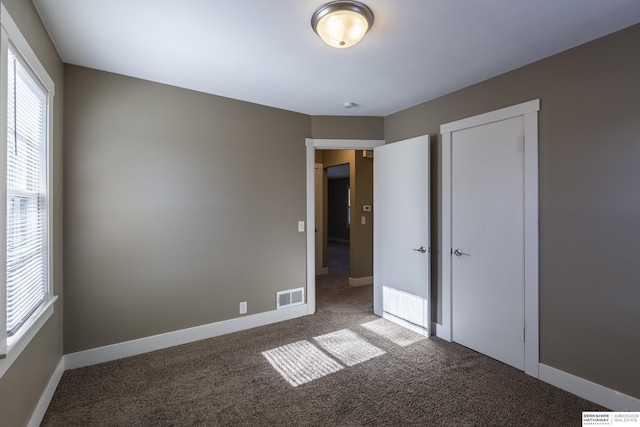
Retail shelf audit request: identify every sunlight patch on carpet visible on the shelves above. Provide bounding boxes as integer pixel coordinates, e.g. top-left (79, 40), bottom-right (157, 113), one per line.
top-left (361, 318), bottom-right (426, 347)
top-left (314, 329), bottom-right (385, 366)
top-left (262, 340), bottom-right (344, 387)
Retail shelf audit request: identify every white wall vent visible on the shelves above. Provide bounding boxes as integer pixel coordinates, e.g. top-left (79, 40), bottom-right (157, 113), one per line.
top-left (276, 288), bottom-right (305, 309)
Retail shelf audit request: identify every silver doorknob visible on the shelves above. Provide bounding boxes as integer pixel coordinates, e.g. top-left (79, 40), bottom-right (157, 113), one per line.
top-left (412, 246), bottom-right (427, 253)
top-left (454, 249), bottom-right (470, 257)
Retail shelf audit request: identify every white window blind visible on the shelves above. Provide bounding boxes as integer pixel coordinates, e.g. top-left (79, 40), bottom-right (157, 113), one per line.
top-left (5, 46), bottom-right (48, 336)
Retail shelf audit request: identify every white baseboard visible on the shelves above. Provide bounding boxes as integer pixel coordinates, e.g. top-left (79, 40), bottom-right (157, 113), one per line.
top-left (428, 327), bottom-right (639, 410)
top-left (28, 357), bottom-right (64, 427)
top-left (65, 304), bottom-right (309, 370)
top-left (28, 317), bottom-right (640, 424)
top-left (349, 276), bottom-right (373, 287)
top-left (539, 364), bottom-right (640, 411)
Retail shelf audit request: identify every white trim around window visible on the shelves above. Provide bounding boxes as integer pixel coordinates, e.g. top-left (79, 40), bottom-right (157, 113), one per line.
top-left (0, 4), bottom-right (57, 379)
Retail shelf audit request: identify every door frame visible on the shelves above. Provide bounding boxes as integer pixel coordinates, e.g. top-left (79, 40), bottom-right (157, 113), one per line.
top-left (305, 138), bottom-right (385, 315)
top-left (439, 99), bottom-right (540, 378)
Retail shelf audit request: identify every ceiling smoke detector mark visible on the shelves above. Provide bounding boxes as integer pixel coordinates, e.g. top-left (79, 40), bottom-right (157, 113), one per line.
top-left (343, 101), bottom-right (358, 109)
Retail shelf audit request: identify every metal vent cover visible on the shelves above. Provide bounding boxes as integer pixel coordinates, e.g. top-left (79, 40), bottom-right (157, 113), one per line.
top-left (277, 288), bottom-right (305, 309)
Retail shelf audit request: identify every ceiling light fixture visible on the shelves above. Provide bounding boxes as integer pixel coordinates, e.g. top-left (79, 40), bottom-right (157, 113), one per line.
top-left (311, 1), bottom-right (374, 49)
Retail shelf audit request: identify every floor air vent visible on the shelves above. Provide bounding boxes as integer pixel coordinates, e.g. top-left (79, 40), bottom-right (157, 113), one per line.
top-left (276, 288), bottom-right (304, 309)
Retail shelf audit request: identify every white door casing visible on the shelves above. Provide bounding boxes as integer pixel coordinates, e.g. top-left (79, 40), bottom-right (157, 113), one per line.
top-left (305, 139), bottom-right (385, 315)
top-left (440, 99), bottom-right (540, 377)
top-left (374, 135), bottom-right (430, 336)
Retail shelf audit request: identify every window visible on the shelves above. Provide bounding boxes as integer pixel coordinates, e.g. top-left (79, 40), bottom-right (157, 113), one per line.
top-left (1, 5), bottom-right (56, 376)
top-left (6, 46), bottom-right (49, 336)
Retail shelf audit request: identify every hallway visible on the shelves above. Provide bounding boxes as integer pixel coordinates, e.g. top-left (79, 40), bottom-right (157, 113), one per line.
top-left (315, 242), bottom-right (373, 313)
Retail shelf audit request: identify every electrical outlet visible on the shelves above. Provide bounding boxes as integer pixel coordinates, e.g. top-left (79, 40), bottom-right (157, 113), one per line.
top-left (239, 301), bottom-right (247, 314)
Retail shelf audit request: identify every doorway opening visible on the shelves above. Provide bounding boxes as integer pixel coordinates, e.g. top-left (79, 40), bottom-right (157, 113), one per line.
top-left (314, 153), bottom-right (372, 312)
top-left (306, 136), bottom-right (431, 338)
top-left (305, 139), bottom-right (384, 315)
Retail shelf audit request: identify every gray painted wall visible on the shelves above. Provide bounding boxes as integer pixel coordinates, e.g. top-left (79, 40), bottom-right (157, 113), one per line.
top-left (63, 65), bottom-right (310, 353)
top-left (352, 152), bottom-right (374, 278)
top-left (385, 24), bottom-right (640, 399)
top-left (311, 115), bottom-right (384, 140)
top-left (0, 1), bottom-right (64, 426)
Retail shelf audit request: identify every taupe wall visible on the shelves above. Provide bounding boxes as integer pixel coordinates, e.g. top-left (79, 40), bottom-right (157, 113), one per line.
top-left (63, 65), bottom-right (310, 353)
top-left (0, 1), bottom-right (64, 427)
top-left (385, 24), bottom-right (640, 399)
top-left (352, 152), bottom-right (374, 278)
top-left (311, 115), bottom-right (384, 140)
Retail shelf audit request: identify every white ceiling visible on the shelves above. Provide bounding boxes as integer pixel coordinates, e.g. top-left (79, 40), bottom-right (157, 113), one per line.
top-left (33, 0), bottom-right (640, 117)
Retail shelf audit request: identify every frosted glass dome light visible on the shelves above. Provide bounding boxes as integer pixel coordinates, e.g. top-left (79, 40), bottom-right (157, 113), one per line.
top-left (311, 1), bottom-right (374, 48)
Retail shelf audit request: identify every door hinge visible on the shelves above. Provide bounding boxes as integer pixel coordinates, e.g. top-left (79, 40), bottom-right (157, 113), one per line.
top-left (521, 136), bottom-right (525, 152)
top-left (522, 327), bottom-right (526, 343)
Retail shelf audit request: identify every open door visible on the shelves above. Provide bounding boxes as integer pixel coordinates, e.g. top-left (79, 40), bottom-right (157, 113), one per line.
top-left (374, 135), bottom-right (430, 336)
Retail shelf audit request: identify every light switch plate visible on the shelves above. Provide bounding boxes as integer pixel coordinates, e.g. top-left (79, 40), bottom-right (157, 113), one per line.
top-left (298, 221), bottom-right (305, 232)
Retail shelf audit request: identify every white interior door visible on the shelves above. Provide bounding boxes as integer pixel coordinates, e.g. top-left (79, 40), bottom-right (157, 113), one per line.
top-left (374, 135), bottom-right (430, 335)
top-left (451, 116), bottom-right (525, 370)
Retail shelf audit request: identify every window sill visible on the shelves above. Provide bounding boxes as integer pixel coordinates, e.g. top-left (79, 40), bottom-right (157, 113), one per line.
top-left (0, 295), bottom-right (58, 379)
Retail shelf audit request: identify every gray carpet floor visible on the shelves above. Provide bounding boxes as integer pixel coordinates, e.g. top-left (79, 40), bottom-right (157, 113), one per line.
top-left (42, 242), bottom-right (606, 426)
